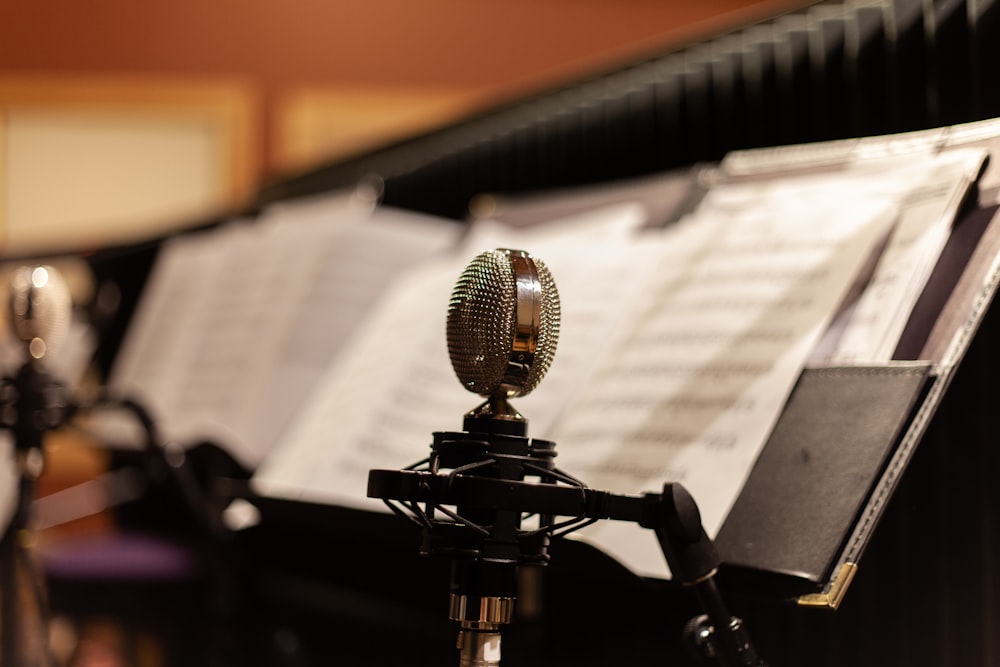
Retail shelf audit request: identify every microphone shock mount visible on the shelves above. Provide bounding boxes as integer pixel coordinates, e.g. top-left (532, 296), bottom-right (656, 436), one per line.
top-left (380, 407), bottom-right (595, 667)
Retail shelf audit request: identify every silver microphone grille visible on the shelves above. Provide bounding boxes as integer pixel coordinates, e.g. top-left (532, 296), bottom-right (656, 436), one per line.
top-left (9, 265), bottom-right (72, 360)
top-left (446, 248), bottom-right (560, 398)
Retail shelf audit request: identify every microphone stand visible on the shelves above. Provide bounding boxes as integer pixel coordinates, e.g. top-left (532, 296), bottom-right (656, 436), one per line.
top-left (640, 484), bottom-right (763, 667)
top-left (0, 358), bottom-right (74, 667)
top-left (368, 404), bottom-right (766, 667)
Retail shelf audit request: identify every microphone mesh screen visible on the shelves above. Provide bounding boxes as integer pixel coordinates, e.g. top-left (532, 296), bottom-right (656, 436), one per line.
top-left (447, 249), bottom-right (560, 397)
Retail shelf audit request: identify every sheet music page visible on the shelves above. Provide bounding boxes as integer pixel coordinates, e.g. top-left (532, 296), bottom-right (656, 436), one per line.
top-left (249, 148), bottom-right (981, 579)
top-left (250, 203), bottom-right (654, 502)
top-left (241, 208), bottom-right (464, 460)
top-left (823, 149), bottom-right (986, 362)
top-left (551, 198), bottom-right (896, 577)
top-left (248, 254), bottom-right (462, 502)
top-left (106, 204), bottom-right (462, 467)
top-left (106, 226), bottom-right (236, 445)
top-left (726, 125), bottom-right (993, 365)
top-left (549, 149), bottom-right (984, 577)
top-left (252, 188), bottom-right (890, 566)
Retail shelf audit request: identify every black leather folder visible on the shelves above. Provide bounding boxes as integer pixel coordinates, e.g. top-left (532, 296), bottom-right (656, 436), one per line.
top-left (715, 363), bottom-right (933, 603)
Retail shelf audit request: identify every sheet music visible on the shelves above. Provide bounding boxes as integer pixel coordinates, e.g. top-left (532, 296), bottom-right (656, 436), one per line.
top-left (252, 187), bottom-right (893, 580)
top-left (254, 147), bottom-right (981, 579)
top-left (824, 149), bottom-right (986, 361)
top-left (721, 145), bottom-right (987, 364)
top-left (0, 99), bottom-right (989, 591)
top-left (106, 203), bottom-right (463, 466)
top-left (552, 197), bottom-right (896, 578)
top-left (250, 203), bottom-right (654, 501)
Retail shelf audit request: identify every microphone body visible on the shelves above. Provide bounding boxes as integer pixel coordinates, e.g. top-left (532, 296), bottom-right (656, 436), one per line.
top-left (369, 248), bottom-right (584, 666)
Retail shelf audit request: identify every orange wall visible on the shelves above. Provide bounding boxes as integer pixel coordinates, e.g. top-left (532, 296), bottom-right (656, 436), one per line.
top-left (0, 0), bottom-right (805, 176)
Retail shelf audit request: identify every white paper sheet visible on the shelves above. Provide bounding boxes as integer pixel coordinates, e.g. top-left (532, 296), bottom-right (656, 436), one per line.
top-left (250, 203), bottom-right (654, 501)
top-left (105, 204), bottom-right (463, 466)
top-left (247, 150), bottom-right (983, 580)
top-left (823, 149), bottom-right (986, 362)
top-left (555, 199), bottom-right (895, 577)
top-left (551, 149), bottom-right (984, 576)
top-left (252, 192), bottom-right (893, 579)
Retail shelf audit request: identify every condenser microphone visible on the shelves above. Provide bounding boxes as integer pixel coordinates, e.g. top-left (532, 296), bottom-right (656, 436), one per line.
top-left (440, 249), bottom-right (560, 666)
top-left (446, 247), bottom-right (560, 428)
top-left (6, 264), bottom-right (74, 457)
top-left (9, 264), bottom-right (72, 362)
top-left (369, 248), bottom-right (768, 666)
